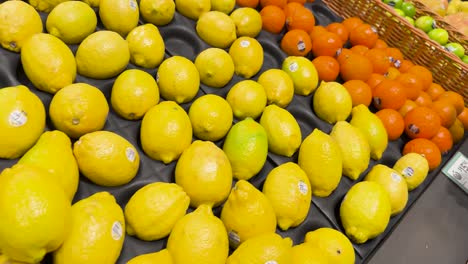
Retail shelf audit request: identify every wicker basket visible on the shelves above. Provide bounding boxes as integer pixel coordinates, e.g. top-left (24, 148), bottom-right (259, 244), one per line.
top-left (322, 0), bottom-right (468, 105)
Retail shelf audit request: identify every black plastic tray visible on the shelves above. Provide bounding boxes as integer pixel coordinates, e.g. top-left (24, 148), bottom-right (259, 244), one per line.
top-left (0, 1), bottom-right (466, 263)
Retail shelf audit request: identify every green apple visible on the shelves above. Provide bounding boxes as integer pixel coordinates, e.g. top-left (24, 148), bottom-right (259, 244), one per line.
top-left (462, 55), bottom-right (468, 64)
top-left (394, 8), bottom-right (405, 16)
top-left (384, 0), bottom-right (403, 9)
top-left (401, 2), bottom-right (416, 18)
top-left (428, 28), bottom-right (449, 45)
top-left (445, 42), bottom-right (465, 58)
top-left (404, 16), bottom-right (415, 26)
top-left (415, 15), bottom-right (435, 33)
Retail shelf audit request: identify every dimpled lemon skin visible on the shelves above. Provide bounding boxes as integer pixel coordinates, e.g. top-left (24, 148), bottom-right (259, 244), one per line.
top-left (393, 152), bottom-right (430, 191)
top-left (53, 192), bottom-right (125, 264)
top-left (46, 1), bottom-right (97, 44)
top-left (126, 24), bottom-right (165, 68)
top-left (0, 164), bottom-right (71, 264)
top-left (189, 94), bottom-right (233, 142)
top-left (0, 85), bottom-right (46, 159)
top-left (73, 131), bottom-right (140, 187)
top-left (195, 48), bottom-right (235, 88)
top-left (262, 162), bottom-right (312, 231)
top-left (140, 0), bottom-right (175, 26)
top-left (229, 36), bottom-right (264, 78)
top-left (127, 249), bottom-right (173, 264)
top-left (76, 30), bottom-right (130, 79)
top-left (257, 69), bottom-right (295, 108)
top-left (340, 181), bottom-right (392, 244)
top-left (167, 204), bottom-right (229, 264)
top-left (0, 1), bottom-right (42, 52)
top-left (28, 0), bottom-right (69, 13)
top-left (21, 33), bottom-right (77, 94)
top-left (291, 243), bottom-right (329, 264)
top-left (111, 69), bottom-right (160, 120)
top-left (304, 227), bottom-right (355, 264)
top-left (49, 83), bottom-right (109, 139)
top-left (175, 140), bottom-right (233, 208)
top-left (124, 182), bottom-right (190, 241)
top-left (226, 80), bottom-right (267, 120)
top-left (140, 101), bottom-right (193, 164)
top-left (99, 0), bottom-right (139, 37)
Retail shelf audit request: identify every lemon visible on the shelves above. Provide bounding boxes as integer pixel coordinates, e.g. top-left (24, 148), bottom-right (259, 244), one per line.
top-left (28, 0), bottom-right (69, 12)
top-left (330, 121), bottom-right (370, 180)
top-left (350, 104), bottom-right (388, 160)
top-left (0, 85), bottom-right (45, 159)
top-left (156, 56), bottom-right (200, 104)
top-left (262, 162), bottom-right (311, 231)
top-left (0, 1), bottom-right (42, 52)
top-left (222, 118), bottom-right (268, 180)
top-left (127, 24), bottom-right (165, 68)
top-left (99, 0), bottom-right (139, 37)
top-left (140, 0), bottom-right (175, 26)
top-left (167, 204), bottom-right (229, 264)
top-left (340, 181), bottom-right (392, 244)
top-left (189, 94), bottom-right (233, 141)
top-left (226, 233), bottom-right (292, 264)
top-left (175, 140), bottom-right (232, 208)
top-left (393, 153), bottom-right (430, 191)
top-left (73, 130), bottom-right (140, 186)
top-left (140, 101), bottom-right (193, 164)
top-left (49, 83), bottom-right (109, 139)
top-left (291, 243), bottom-right (329, 264)
top-left (111, 69), bottom-right (160, 120)
top-left (221, 180), bottom-right (277, 248)
top-left (313, 81), bottom-right (352, 124)
top-left (298, 129), bottom-right (343, 197)
top-left (18, 130), bottom-right (79, 201)
top-left (175, 0), bottom-right (210, 20)
top-left (82, 0), bottom-right (100, 7)
top-left (304, 227), bottom-right (355, 264)
top-left (229, 36), bottom-right (264, 78)
top-left (127, 249), bottom-right (173, 264)
top-left (0, 164), bottom-right (71, 263)
top-left (282, 56), bottom-right (319, 96)
top-left (211, 0), bottom-right (235, 14)
top-left (364, 164), bottom-right (408, 216)
top-left (0, 254), bottom-right (23, 264)
top-left (195, 48), bottom-right (235, 88)
top-left (196, 11), bottom-right (236, 49)
top-left (257, 69), bottom-right (295, 108)
top-left (46, 1), bottom-right (97, 44)
top-left (53, 192), bottom-right (125, 264)
top-left (226, 80), bottom-right (267, 120)
top-left (75, 30), bottom-right (130, 79)
top-left (21, 33), bottom-right (76, 94)
top-left (260, 104), bottom-right (302, 157)
top-left (230, 7), bottom-right (262, 38)
top-left (124, 182), bottom-right (190, 241)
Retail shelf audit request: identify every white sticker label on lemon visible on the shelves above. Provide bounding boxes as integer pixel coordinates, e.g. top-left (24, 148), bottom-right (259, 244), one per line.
top-left (289, 62), bottom-right (298, 72)
top-left (129, 0), bottom-right (137, 10)
top-left (298, 180), bottom-right (308, 195)
top-left (265, 261), bottom-right (278, 264)
top-left (9, 110), bottom-right (27, 127)
top-left (402, 167), bottom-right (414, 177)
top-left (391, 172), bottom-right (402, 182)
top-left (240, 40), bottom-right (250, 48)
top-left (111, 221), bottom-right (123, 240)
top-left (126, 147), bottom-right (136, 162)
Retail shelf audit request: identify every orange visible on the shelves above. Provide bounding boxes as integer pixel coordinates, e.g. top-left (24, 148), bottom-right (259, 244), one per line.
top-left (311, 55), bottom-right (340, 82)
top-left (457, 107), bottom-right (468, 130)
top-left (404, 106), bottom-right (441, 139)
top-left (403, 138), bottom-right (442, 171)
top-left (449, 118), bottom-right (465, 144)
top-left (311, 31), bottom-right (343, 57)
top-left (284, 2), bottom-right (315, 33)
top-left (342, 79), bottom-right (372, 107)
top-left (414, 91), bottom-right (432, 107)
top-left (288, 0), bottom-right (307, 3)
top-left (350, 45), bottom-right (369, 56)
top-left (398, 99), bottom-right (418, 117)
top-left (260, 0), bottom-right (287, 8)
top-left (309, 25), bottom-right (328, 42)
top-left (436, 91), bottom-right (465, 115)
top-left (339, 53), bottom-right (373, 82)
top-left (280, 29), bottom-right (312, 56)
top-left (326, 22), bottom-right (349, 43)
top-left (395, 72), bottom-right (423, 100)
top-left (385, 47), bottom-right (404, 64)
top-left (372, 79), bottom-right (407, 110)
top-left (426, 83), bottom-right (445, 100)
top-left (236, 0), bottom-right (260, 8)
top-left (406, 65), bottom-right (433, 91)
top-left (335, 47), bottom-right (352, 64)
top-left (397, 59), bottom-right (414, 73)
top-left (431, 99), bottom-right (457, 128)
top-left (365, 48), bottom-right (392, 75)
top-left (384, 67), bottom-right (400, 80)
top-left (260, 5), bottom-right (286, 34)
top-left (430, 126), bottom-right (453, 154)
top-left (349, 23), bottom-right (379, 48)
top-left (342, 16), bottom-right (364, 33)
top-left (373, 39), bottom-right (388, 49)
top-left (375, 108), bottom-right (405, 140)
top-left (367, 73), bottom-right (386, 92)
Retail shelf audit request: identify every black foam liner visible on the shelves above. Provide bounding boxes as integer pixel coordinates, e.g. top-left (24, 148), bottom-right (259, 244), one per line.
top-left (0, 0), bottom-right (466, 263)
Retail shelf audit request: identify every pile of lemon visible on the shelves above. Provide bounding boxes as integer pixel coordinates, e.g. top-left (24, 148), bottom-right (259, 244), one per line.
top-left (0, 0), bottom-right (433, 263)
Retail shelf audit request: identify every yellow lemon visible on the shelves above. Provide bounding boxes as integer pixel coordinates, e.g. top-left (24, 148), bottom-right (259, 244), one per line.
top-left (211, 0), bottom-right (235, 14)
top-left (196, 10), bottom-right (237, 49)
top-left (49, 83), bottom-right (109, 139)
top-left (140, 0), bottom-right (175, 26)
top-left (257, 69), bottom-right (295, 108)
top-left (175, 0), bottom-right (210, 20)
top-left (230, 7), bottom-right (262, 38)
top-left (0, 1), bottom-right (42, 52)
top-left (282, 56), bottom-right (319, 96)
top-left (226, 80), bottom-right (267, 120)
top-left (99, 0), bottom-right (139, 37)
top-left (313, 81), bottom-right (352, 124)
top-left (229, 36), bottom-right (264, 78)
top-left (291, 243), bottom-right (329, 264)
top-left (28, 0), bottom-right (70, 13)
top-left (393, 152), bottom-right (430, 191)
top-left (195, 47), bottom-right (235, 88)
top-left (127, 249), bottom-right (173, 264)
top-left (304, 227), bottom-right (355, 264)
top-left (82, 0), bottom-right (100, 7)
top-left (127, 24), bottom-right (165, 68)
